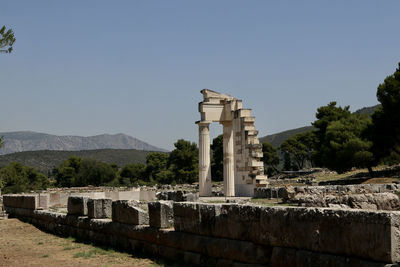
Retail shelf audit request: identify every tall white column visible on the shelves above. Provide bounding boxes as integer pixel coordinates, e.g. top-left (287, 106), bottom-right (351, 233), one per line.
top-left (198, 121), bottom-right (212, 196)
top-left (223, 121), bottom-right (235, 197)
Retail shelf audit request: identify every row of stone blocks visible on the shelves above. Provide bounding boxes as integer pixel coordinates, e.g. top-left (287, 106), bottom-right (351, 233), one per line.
top-left (67, 196), bottom-right (173, 228)
top-left (4, 194), bottom-right (400, 265)
top-left (2, 194), bottom-right (174, 229)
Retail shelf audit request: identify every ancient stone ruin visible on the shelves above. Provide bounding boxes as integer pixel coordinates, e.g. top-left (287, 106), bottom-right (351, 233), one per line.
top-left (197, 89), bottom-right (268, 197)
top-left (4, 193), bottom-right (400, 266)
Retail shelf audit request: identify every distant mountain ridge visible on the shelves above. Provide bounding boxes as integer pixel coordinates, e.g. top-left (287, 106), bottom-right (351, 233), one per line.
top-left (0, 149), bottom-right (152, 173)
top-left (0, 131), bottom-right (167, 155)
top-left (259, 104), bottom-right (380, 148)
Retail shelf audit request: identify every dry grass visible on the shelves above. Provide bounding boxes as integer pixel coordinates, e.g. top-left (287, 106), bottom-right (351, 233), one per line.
top-left (0, 218), bottom-right (179, 267)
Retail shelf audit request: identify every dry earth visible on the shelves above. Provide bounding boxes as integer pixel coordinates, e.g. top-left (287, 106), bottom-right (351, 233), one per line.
top-left (0, 219), bottom-right (166, 267)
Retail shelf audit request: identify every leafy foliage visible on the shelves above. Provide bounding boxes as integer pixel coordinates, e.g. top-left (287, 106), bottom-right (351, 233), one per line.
top-left (168, 139), bottom-right (198, 184)
top-left (211, 135), bottom-right (223, 181)
top-left (55, 156), bottom-right (118, 187)
top-left (370, 62), bottom-right (400, 163)
top-left (262, 142), bottom-right (280, 175)
top-left (280, 131), bottom-right (316, 170)
top-left (313, 102), bottom-right (374, 173)
top-left (144, 152), bottom-right (169, 182)
top-left (0, 26), bottom-right (15, 53)
top-left (119, 163), bottom-right (146, 185)
top-left (0, 162), bottom-right (49, 194)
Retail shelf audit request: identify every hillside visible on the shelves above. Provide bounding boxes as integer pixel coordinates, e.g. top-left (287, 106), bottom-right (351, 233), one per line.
top-left (259, 126), bottom-right (315, 147)
top-left (0, 131), bottom-right (167, 155)
top-left (259, 104), bottom-right (380, 147)
top-left (353, 104), bottom-right (381, 116)
top-left (0, 149), bottom-right (154, 173)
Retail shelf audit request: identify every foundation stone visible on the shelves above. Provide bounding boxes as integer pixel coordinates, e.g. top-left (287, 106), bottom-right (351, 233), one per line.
top-left (3, 195), bottom-right (38, 210)
top-left (149, 201), bottom-right (174, 228)
top-left (87, 198), bottom-right (112, 219)
top-left (112, 200), bottom-right (149, 225)
top-left (67, 196), bottom-right (88, 216)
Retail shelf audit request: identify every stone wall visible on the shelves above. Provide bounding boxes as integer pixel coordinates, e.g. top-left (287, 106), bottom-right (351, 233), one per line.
top-left (3, 194), bottom-right (400, 266)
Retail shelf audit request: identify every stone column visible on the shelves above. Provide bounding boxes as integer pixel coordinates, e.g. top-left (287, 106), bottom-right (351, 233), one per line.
top-left (223, 121), bottom-right (235, 197)
top-left (198, 121), bottom-right (212, 196)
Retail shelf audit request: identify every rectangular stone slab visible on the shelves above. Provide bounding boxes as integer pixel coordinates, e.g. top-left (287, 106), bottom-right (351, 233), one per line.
top-left (87, 198), bottom-right (112, 219)
top-left (173, 202), bottom-right (400, 263)
top-left (112, 200), bottom-right (148, 225)
top-left (148, 201), bottom-right (173, 229)
top-left (3, 195), bottom-right (38, 210)
top-left (67, 196), bottom-right (88, 216)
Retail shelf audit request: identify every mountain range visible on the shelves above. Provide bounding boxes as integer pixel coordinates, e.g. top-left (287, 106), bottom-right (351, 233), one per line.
top-left (0, 131), bottom-right (166, 155)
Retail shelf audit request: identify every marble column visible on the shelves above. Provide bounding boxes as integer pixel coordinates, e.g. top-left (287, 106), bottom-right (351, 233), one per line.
top-left (223, 121), bottom-right (235, 197)
top-left (198, 121), bottom-right (212, 196)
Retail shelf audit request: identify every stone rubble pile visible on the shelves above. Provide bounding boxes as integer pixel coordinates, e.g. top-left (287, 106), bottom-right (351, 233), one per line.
top-left (255, 183), bottom-right (400, 211)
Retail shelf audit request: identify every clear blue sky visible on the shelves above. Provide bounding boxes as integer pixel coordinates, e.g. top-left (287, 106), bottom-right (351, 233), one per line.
top-left (1, 1), bottom-right (399, 150)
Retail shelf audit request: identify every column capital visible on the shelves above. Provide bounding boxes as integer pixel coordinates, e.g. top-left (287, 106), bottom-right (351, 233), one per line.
top-left (196, 120), bottom-right (212, 126)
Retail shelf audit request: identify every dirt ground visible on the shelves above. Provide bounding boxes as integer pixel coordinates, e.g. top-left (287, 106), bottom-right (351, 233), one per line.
top-left (0, 218), bottom-right (165, 267)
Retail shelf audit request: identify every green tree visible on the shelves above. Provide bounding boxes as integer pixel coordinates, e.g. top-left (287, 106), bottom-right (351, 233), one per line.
top-left (283, 152), bottom-right (292, 171)
top-left (0, 162), bottom-right (49, 194)
top-left (120, 163), bottom-right (146, 185)
top-left (280, 131), bottom-right (316, 170)
top-left (155, 169), bottom-right (175, 184)
top-left (55, 156), bottom-right (118, 187)
top-left (77, 159), bottom-right (118, 186)
top-left (262, 142), bottom-right (280, 176)
top-left (370, 62), bottom-right (400, 163)
top-left (0, 26), bottom-right (16, 53)
top-left (144, 152), bottom-right (169, 182)
top-left (312, 102), bottom-right (351, 167)
top-left (313, 102), bottom-right (374, 174)
top-left (168, 139), bottom-right (198, 184)
top-left (211, 134), bottom-right (223, 181)
top-left (55, 156), bottom-right (82, 187)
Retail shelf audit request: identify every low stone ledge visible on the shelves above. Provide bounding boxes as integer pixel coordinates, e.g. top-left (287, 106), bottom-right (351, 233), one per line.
top-left (67, 196), bottom-right (88, 216)
top-left (174, 202), bottom-right (400, 263)
top-left (112, 200), bottom-right (149, 225)
top-left (3, 195), bottom-right (38, 210)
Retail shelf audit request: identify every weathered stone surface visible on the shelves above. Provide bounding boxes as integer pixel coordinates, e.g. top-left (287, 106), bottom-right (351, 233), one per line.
top-left (38, 194), bottom-right (49, 209)
top-left (67, 196), bottom-right (88, 215)
top-left (259, 206), bottom-right (400, 263)
top-left (174, 202), bottom-right (400, 263)
top-left (295, 192), bottom-right (400, 211)
top-left (3, 195), bottom-right (38, 210)
top-left (87, 198), bottom-right (112, 219)
top-left (184, 193), bottom-right (199, 202)
top-left (112, 200), bottom-right (149, 225)
top-left (271, 246), bottom-right (395, 267)
top-left (148, 201), bottom-right (173, 228)
top-left (139, 190), bottom-right (156, 201)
